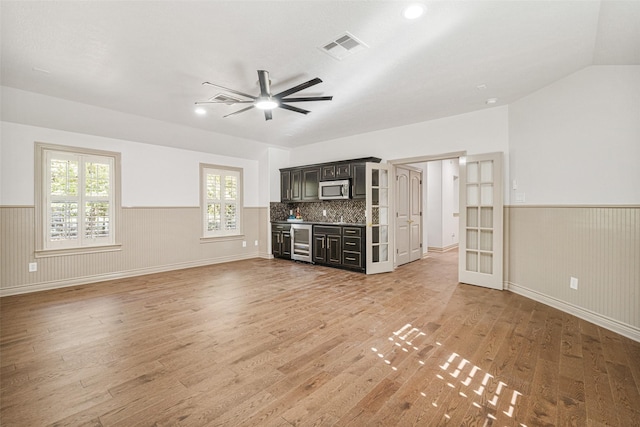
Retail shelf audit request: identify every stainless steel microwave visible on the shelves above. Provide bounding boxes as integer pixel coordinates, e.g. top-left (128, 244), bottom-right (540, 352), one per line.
top-left (319, 179), bottom-right (350, 200)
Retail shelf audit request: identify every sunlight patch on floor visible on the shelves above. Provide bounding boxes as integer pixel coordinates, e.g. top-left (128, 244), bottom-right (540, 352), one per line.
top-left (370, 322), bottom-right (528, 426)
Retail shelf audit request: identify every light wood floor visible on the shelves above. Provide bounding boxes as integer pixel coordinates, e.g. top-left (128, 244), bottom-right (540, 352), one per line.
top-left (2, 251), bottom-right (639, 426)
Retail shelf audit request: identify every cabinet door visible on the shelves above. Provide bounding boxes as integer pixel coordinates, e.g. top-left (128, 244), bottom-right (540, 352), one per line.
top-left (313, 234), bottom-right (326, 263)
top-left (336, 163), bottom-right (351, 178)
top-left (322, 165), bottom-right (336, 181)
top-left (291, 170), bottom-right (302, 201)
top-left (282, 232), bottom-right (291, 258)
top-left (327, 235), bottom-right (342, 265)
top-left (280, 171), bottom-right (291, 202)
top-left (302, 167), bottom-right (320, 201)
top-left (352, 163), bottom-right (366, 199)
top-left (271, 230), bottom-right (282, 257)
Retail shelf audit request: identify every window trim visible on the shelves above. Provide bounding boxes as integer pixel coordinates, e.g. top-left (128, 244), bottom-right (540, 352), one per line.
top-left (200, 163), bottom-right (244, 240)
top-left (35, 142), bottom-right (122, 257)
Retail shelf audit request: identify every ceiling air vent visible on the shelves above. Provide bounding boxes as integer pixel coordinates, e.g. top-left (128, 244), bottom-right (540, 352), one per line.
top-left (210, 93), bottom-right (242, 104)
top-left (320, 32), bottom-right (368, 60)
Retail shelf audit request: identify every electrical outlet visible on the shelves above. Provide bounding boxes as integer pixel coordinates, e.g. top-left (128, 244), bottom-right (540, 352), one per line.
top-left (242, 241), bottom-right (246, 248)
top-left (323, 209), bottom-right (327, 216)
top-left (254, 240), bottom-right (258, 246)
top-left (570, 277), bottom-right (578, 290)
top-left (28, 262), bottom-right (37, 272)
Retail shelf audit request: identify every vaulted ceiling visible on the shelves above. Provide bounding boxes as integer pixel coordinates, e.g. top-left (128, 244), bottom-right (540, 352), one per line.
top-left (2, 1), bottom-right (639, 148)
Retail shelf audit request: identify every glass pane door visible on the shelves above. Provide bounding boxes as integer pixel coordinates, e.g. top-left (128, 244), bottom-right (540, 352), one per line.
top-left (366, 162), bottom-right (394, 274)
top-left (459, 153), bottom-right (503, 289)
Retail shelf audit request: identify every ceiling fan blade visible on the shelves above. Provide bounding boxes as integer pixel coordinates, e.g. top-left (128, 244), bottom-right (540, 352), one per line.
top-left (279, 103), bottom-right (310, 115)
top-left (279, 96), bottom-right (333, 103)
top-left (274, 77), bottom-right (322, 99)
top-left (195, 100), bottom-right (253, 105)
top-left (257, 70), bottom-right (271, 98)
top-left (264, 110), bottom-right (273, 121)
top-left (223, 106), bottom-right (254, 118)
top-left (202, 82), bottom-right (256, 100)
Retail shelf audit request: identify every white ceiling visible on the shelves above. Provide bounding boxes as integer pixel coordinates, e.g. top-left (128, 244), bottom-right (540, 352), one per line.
top-left (2, 1), bottom-right (639, 149)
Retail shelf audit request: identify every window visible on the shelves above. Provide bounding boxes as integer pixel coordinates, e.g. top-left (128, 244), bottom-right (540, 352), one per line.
top-left (201, 164), bottom-right (243, 238)
top-left (36, 143), bottom-right (120, 254)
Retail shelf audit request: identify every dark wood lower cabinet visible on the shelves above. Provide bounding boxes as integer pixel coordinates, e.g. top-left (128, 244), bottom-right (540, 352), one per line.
top-left (272, 224), bottom-right (291, 259)
top-left (313, 225), bottom-right (365, 272)
top-left (313, 226), bottom-right (341, 267)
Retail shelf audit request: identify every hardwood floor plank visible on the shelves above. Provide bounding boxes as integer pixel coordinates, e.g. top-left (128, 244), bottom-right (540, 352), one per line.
top-left (1, 253), bottom-right (638, 426)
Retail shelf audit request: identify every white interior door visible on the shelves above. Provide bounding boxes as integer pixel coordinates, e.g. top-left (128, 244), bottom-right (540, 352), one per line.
top-left (458, 152), bottom-right (503, 290)
top-left (396, 166), bottom-right (423, 267)
top-left (396, 167), bottom-right (411, 266)
top-left (409, 169), bottom-right (422, 262)
top-left (366, 162), bottom-right (394, 274)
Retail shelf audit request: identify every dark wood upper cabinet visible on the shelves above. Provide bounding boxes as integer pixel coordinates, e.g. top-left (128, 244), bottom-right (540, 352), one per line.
top-left (301, 167), bottom-right (320, 201)
top-left (281, 169), bottom-right (301, 202)
top-left (280, 157), bottom-right (380, 202)
top-left (321, 165), bottom-right (336, 181)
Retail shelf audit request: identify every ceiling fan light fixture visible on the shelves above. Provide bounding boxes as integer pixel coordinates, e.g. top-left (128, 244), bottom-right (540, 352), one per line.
top-left (403, 4), bottom-right (425, 20)
top-left (255, 97), bottom-right (279, 110)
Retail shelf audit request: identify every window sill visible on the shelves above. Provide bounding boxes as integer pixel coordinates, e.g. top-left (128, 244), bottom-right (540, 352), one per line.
top-left (35, 244), bottom-right (123, 258)
top-left (200, 234), bottom-right (245, 244)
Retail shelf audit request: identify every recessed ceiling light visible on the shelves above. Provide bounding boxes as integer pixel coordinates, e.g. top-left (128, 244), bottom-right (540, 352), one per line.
top-left (403, 4), bottom-right (425, 20)
top-left (195, 107), bottom-right (207, 115)
top-left (486, 98), bottom-right (498, 105)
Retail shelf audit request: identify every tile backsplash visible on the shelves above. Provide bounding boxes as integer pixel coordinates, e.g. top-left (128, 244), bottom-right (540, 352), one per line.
top-left (270, 200), bottom-right (366, 223)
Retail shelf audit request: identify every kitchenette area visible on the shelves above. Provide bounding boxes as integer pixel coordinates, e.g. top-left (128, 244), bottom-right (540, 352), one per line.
top-left (270, 157), bottom-right (380, 273)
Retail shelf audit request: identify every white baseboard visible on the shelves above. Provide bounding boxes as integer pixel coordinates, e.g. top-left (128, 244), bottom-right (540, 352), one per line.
top-left (0, 254), bottom-right (259, 297)
top-left (506, 281), bottom-right (640, 343)
top-left (427, 244), bottom-right (459, 253)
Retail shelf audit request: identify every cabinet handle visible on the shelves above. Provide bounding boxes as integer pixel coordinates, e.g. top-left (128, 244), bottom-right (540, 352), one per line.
top-left (346, 242), bottom-right (356, 245)
top-left (345, 257), bottom-right (356, 261)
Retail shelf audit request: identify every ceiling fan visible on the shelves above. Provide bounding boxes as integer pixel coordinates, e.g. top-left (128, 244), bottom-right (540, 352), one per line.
top-left (196, 70), bottom-right (333, 121)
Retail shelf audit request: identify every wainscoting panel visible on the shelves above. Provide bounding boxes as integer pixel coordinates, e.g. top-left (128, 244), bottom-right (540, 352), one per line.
top-left (506, 206), bottom-right (639, 339)
top-left (0, 206), bottom-right (268, 295)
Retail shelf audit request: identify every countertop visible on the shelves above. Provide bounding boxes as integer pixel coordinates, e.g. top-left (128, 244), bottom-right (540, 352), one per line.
top-left (271, 220), bottom-right (365, 227)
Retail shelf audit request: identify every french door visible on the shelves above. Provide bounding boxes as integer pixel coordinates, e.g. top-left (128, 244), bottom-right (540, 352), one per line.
top-left (366, 162), bottom-right (394, 274)
top-left (458, 152), bottom-right (504, 290)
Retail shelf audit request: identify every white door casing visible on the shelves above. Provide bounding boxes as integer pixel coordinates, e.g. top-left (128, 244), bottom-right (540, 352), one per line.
top-left (458, 152), bottom-right (504, 290)
top-left (366, 162), bottom-right (394, 274)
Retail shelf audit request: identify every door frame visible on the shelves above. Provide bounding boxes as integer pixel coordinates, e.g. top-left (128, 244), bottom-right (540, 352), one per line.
top-left (389, 151), bottom-right (505, 291)
top-left (389, 151), bottom-right (466, 268)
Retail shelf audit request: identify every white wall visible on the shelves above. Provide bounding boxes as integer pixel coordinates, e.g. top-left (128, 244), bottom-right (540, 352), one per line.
top-left (509, 65), bottom-right (640, 205)
top-left (0, 122), bottom-right (261, 207)
top-left (289, 106), bottom-right (509, 162)
top-left (423, 159), bottom-right (459, 251)
top-left (426, 161), bottom-right (443, 249)
top-left (441, 159), bottom-right (459, 248)
top-left (1, 86), bottom-right (272, 162)
top-left (267, 147), bottom-right (291, 203)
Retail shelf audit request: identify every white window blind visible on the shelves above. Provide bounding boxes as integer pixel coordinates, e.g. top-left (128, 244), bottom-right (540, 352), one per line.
top-left (202, 166), bottom-right (242, 237)
top-left (42, 148), bottom-right (116, 250)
